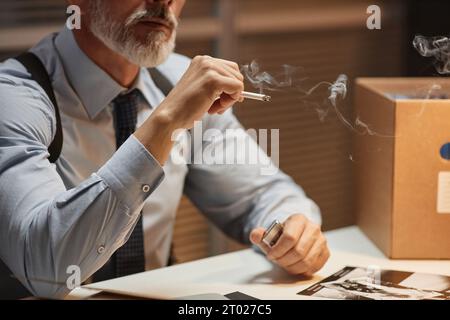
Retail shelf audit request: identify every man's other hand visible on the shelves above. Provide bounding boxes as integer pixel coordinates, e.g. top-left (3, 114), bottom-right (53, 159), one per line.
top-left (250, 214), bottom-right (330, 277)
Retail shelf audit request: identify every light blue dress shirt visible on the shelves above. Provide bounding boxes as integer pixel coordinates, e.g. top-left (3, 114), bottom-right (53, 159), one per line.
top-left (0, 27), bottom-right (320, 298)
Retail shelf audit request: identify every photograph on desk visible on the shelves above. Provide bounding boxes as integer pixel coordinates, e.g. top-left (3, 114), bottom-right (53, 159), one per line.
top-left (299, 266), bottom-right (450, 300)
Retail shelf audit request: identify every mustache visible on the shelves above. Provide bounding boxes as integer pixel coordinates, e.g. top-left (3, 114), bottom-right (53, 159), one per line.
top-left (125, 5), bottom-right (178, 29)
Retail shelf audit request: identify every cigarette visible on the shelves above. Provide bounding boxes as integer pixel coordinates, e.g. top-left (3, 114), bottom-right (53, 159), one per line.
top-left (241, 91), bottom-right (271, 102)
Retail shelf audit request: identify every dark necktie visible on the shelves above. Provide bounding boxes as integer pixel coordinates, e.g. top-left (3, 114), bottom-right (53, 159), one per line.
top-left (113, 89), bottom-right (146, 277)
top-left (93, 89), bottom-right (146, 281)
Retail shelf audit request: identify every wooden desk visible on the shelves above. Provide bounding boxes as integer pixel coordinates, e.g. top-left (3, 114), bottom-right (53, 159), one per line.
top-left (67, 226), bottom-right (450, 300)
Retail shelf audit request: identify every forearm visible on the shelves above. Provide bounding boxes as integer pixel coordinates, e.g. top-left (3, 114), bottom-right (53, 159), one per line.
top-left (134, 108), bottom-right (180, 166)
top-left (243, 173), bottom-right (322, 240)
top-left (1, 136), bottom-right (164, 298)
top-left (23, 178), bottom-right (127, 298)
top-left (184, 111), bottom-right (321, 243)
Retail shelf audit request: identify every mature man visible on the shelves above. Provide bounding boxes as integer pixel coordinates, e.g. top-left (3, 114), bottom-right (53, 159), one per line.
top-left (0, 0), bottom-right (329, 298)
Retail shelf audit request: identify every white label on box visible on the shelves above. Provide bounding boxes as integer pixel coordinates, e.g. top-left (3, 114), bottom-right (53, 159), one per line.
top-left (437, 172), bottom-right (450, 214)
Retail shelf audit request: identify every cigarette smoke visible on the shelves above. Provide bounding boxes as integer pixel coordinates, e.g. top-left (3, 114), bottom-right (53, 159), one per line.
top-left (413, 35), bottom-right (450, 74)
top-left (240, 60), bottom-right (298, 93)
top-left (414, 84), bottom-right (443, 118)
top-left (328, 74), bottom-right (348, 107)
top-left (412, 35), bottom-right (450, 120)
top-left (241, 61), bottom-right (388, 136)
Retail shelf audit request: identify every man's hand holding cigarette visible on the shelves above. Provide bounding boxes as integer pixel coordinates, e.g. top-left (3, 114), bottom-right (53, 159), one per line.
top-left (135, 55), bottom-right (243, 163)
top-left (155, 55), bottom-right (246, 130)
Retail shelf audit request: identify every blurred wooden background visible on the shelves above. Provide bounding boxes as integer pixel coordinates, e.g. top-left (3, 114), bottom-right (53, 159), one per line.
top-left (0, 0), bottom-right (408, 263)
top-left (174, 0), bottom-right (407, 262)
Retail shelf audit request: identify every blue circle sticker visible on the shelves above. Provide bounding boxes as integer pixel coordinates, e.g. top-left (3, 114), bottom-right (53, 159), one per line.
top-left (440, 143), bottom-right (450, 160)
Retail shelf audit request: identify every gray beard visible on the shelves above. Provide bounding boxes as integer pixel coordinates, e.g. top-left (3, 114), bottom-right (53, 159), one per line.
top-left (88, 1), bottom-right (177, 68)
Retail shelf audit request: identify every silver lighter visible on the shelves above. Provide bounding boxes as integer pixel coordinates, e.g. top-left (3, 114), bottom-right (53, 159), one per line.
top-left (262, 220), bottom-right (284, 247)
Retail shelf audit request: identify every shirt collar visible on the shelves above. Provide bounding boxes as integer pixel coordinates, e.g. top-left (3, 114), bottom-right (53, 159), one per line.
top-left (134, 68), bottom-right (159, 109)
top-left (55, 27), bottom-right (154, 119)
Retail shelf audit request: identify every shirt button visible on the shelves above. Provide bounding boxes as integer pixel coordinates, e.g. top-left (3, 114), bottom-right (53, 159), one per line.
top-left (97, 246), bottom-right (105, 254)
top-left (142, 184), bottom-right (151, 193)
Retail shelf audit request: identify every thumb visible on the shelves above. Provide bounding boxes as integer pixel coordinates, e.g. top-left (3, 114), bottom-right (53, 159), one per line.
top-left (250, 228), bottom-right (265, 245)
top-left (250, 228), bottom-right (271, 254)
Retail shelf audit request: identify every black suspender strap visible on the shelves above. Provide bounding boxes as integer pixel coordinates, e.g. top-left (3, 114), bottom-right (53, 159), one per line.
top-left (15, 52), bottom-right (63, 164)
top-left (148, 68), bottom-right (174, 97)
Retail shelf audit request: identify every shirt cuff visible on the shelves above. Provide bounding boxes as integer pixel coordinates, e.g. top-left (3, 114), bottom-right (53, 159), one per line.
top-left (97, 135), bottom-right (164, 212)
top-left (268, 198), bottom-right (322, 226)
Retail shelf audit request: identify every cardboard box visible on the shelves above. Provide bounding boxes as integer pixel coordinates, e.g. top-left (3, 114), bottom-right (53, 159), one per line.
top-left (354, 78), bottom-right (450, 259)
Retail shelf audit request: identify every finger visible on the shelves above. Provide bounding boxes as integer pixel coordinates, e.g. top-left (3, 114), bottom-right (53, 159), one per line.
top-left (218, 93), bottom-right (238, 108)
top-left (204, 60), bottom-right (244, 92)
top-left (283, 221), bottom-right (319, 261)
top-left (275, 221), bottom-right (321, 268)
top-left (249, 228), bottom-right (271, 254)
top-left (209, 103), bottom-right (227, 115)
top-left (208, 93), bottom-right (237, 114)
top-left (231, 91), bottom-right (244, 101)
top-left (221, 63), bottom-right (244, 82)
top-left (305, 247), bottom-right (330, 276)
top-left (267, 215), bottom-right (306, 260)
top-left (213, 74), bottom-right (244, 96)
top-left (215, 91), bottom-right (241, 101)
top-left (214, 58), bottom-right (241, 72)
top-left (285, 236), bottom-right (328, 276)
top-left (206, 59), bottom-right (243, 83)
top-left (275, 240), bottom-right (309, 267)
top-left (208, 100), bottom-right (223, 114)
top-left (216, 96), bottom-right (240, 114)
top-left (284, 259), bottom-right (309, 275)
top-left (301, 240), bottom-right (329, 276)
